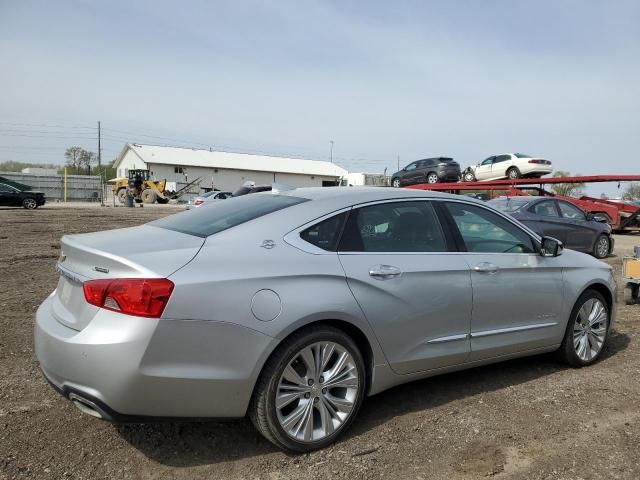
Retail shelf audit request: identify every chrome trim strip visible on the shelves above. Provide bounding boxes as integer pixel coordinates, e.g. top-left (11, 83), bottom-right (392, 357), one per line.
top-left (471, 322), bottom-right (558, 338)
top-left (426, 333), bottom-right (469, 344)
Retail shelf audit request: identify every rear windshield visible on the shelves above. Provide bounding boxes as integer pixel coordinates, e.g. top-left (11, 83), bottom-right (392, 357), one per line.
top-left (487, 197), bottom-right (532, 213)
top-left (513, 153), bottom-right (532, 158)
top-left (151, 194), bottom-right (308, 237)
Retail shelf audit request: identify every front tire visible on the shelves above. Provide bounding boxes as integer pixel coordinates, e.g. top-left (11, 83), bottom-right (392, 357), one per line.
top-left (557, 290), bottom-right (609, 367)
top-left (250, 325), bottom-right (366, 452)
top-left (22, 198), bottom-right (37, 209)
top-left (426, 172), bottom-right (439, 184)
top-left (391, 178), bottom-right (401, 188)
top-left (141, 188), bottom-right (157, 204)
top-left (463, 171), bottom-right (476, 182)
top-left (593, 235), bottom-right (610, 259)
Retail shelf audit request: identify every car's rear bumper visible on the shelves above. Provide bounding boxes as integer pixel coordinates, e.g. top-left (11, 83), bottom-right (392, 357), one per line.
top-left (35, 295), bottom-right (275, 420)
top-left (520, 164), bottom-right (553, 176)
top-left (436, 168), bottom-right (461, 182)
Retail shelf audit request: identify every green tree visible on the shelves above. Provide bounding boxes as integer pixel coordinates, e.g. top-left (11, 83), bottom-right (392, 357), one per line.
top-left (550, 171), bottom-right (585, 197)
top-left (621, 183), bottom-right (640, 202)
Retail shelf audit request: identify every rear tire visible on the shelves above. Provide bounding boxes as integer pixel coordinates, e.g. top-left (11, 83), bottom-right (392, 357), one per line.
top-left (116, 188), bottom-right (127, 203)
top-left (249, 325), bottom-right (366, 453)
top-left (593, 235), bottom-right (610, 259)
top-left (507, 167), bottom-right (521, 180)
top-left (557, 290), bottom-right (609, 367)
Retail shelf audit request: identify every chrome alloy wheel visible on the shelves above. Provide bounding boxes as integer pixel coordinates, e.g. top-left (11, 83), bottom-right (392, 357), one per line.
top-left (276, 342), bottom-right (359, 443)
top-left (573, 298), bottom-right (608, 362)
top-left (23, 198), bottom-right (37, 209)
top-left (596, 236), bottom-right (609, 258)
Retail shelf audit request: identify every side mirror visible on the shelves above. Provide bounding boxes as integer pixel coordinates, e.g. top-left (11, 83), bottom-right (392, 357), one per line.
top-left (540, 236), bottom-right (563, 257)
top-left (585, 213), bottom-right (594, 221)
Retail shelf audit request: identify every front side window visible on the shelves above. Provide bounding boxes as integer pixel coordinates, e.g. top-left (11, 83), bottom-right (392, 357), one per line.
top-left (558, 201), bottom-right (586, 220)
top-left (151, 194), bottom-right (307, 237)
top-left (532, 200), bottom-right (559, 217)
top-left (445, 202), bottom-right (536, 254)
top-left (339, 201), bottom-right (446, 252)
top-left (481, 157), bottom-right (494, 166)
top-left (405, 162), bottom-right (418, 171)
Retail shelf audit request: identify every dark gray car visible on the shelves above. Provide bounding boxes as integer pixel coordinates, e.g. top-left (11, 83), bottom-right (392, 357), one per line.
top-left (488, 196), bottom-right (614, 259)
top-left (391, 157), bottom-right (460, 187)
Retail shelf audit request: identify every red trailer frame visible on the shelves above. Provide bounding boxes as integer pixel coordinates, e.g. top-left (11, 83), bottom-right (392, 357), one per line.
top-left (406, 175), bottom-right (640, 233)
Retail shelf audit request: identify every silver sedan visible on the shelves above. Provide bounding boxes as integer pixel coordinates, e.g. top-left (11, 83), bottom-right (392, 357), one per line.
top-left (35, 187), bottom-right (616, 452)
top-left (185, 190), bottom-right (232, 210)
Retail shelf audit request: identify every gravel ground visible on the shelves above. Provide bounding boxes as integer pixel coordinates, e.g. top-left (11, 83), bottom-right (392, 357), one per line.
top-left (1, 205), bottom-right (640, 480)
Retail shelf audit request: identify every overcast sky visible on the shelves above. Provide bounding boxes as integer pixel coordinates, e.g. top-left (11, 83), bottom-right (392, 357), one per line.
top-left (0, 0), bottom-right (638, 194)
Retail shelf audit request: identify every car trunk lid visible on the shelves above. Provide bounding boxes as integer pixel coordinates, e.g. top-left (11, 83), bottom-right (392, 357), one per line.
top-left (52, 225), bottom-right (204, 331)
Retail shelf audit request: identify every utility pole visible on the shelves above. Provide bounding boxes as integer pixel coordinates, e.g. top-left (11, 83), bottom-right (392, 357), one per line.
top-left (397, 155), bottom-right (400, 171)
top-left (97, 121), bottom-right (102, 167)
top-left (329, 140), bottom-right (334, 163)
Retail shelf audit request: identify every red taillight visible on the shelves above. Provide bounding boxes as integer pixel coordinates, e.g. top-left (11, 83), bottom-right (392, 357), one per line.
top-left (83, 278), bottom-right (174, 318)
top-left (528, 159), bottom-right (550, 164)
top-left (194, 199), bottom-right (204, 205)
top-left (528, 159), bottom-right (543, 164)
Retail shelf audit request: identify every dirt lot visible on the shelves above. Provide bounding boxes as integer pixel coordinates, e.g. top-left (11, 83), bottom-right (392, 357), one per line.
top-left (2, 205), bottom-right (640, 480)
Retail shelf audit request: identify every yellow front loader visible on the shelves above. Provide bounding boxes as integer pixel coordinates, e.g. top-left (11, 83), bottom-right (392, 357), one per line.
top-left (111, 169), bottom-right (202, 204)
top-left (112, 169), bottom-right (169, 204)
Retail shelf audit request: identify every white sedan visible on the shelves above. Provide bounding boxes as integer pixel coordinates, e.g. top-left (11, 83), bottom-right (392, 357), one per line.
top-left (462, 153), bottom-right (553, 182)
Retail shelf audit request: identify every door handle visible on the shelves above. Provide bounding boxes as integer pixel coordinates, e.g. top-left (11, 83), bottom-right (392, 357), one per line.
top-left (369, 264), bottom-right (402, 280)
top-left (473, 262), bottom-right (499, 274)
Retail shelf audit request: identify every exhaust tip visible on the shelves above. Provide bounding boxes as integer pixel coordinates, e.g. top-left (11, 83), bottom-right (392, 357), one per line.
top-left (69, 393), bottom-right (104, 419)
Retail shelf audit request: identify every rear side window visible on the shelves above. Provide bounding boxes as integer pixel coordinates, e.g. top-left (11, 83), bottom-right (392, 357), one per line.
top-left (339, 201), bottom-right (446, 252)
top-left (531, 201), bottom-right (559, 217)
top-left (300, 212), bottom-right (348, 251)
top-left (151, 194), bottom-right (307, 237)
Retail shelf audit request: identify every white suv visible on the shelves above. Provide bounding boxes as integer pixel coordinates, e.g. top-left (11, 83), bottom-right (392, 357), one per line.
top-left (462, 153), bottom-right (553, 182)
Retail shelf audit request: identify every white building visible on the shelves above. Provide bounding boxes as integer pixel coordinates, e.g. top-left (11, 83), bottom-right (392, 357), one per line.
top-left (113, 144), bottom-right (348, 192)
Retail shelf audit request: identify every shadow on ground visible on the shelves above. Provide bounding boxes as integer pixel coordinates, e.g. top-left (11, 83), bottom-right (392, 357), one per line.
top-left (116, 331), bottom-right (630, 467)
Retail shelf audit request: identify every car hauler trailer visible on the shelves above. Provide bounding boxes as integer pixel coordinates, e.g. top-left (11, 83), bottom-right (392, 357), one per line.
top-left (406, 175), bottom-right (640, 233)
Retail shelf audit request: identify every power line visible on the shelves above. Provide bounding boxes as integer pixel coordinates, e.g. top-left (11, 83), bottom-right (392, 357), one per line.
top-left (0, 121), bottom-right (96, 130)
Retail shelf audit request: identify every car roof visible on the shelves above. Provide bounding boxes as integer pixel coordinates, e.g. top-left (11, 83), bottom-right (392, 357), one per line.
top-left (277, 186), bottom-right (480, 206)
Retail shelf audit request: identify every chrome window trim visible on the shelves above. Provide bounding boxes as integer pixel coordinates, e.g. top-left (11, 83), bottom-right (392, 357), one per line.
top-left (285, 195), bottom-right (544, 256)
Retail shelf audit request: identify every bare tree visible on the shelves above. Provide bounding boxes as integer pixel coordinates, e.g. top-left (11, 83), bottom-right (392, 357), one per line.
top-left (550, 170), bottom-right (585, 197)
top-left (64, 146), bottom-right (96, 174)
top-left (621, 183), bottom-right (640, 202)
